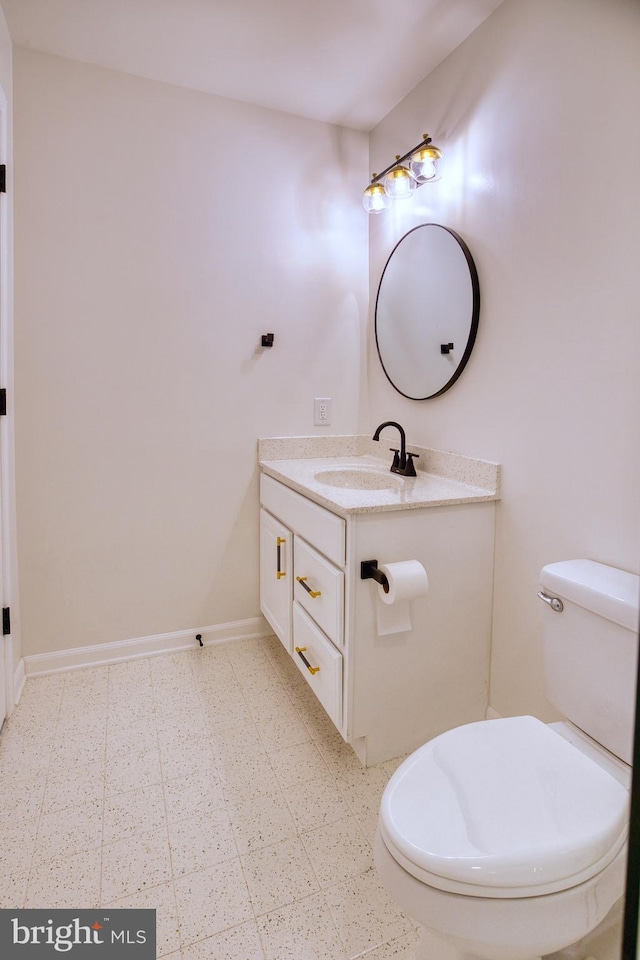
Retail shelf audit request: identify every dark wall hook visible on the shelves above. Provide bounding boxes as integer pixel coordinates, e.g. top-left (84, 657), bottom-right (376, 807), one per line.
top-left (261, 333), bottom-right (275, 347)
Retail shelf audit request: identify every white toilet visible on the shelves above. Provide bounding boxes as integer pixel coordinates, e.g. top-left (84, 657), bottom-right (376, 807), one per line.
top-left (374, 559), bottom-right (639, 960)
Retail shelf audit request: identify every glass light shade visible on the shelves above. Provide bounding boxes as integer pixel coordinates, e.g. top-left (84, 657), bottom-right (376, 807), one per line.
top-left (409, 145), bottom-right (442, 183)
top-left (383, 165), bottom-right (416, 200)
top-left (362, 182), bottom-right (392, 213)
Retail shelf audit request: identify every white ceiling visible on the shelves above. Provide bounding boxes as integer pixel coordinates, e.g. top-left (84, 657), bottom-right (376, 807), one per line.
top-left (1, 0), bottom-right (503, 131)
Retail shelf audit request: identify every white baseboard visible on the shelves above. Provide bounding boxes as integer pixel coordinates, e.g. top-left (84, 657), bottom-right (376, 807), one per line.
top-left (22, 616), bottom-right (272, 678)
top-left (13, 655), bottom-right (26, 705)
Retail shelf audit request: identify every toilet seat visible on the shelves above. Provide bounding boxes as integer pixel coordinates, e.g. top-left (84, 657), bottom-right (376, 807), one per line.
top-left (379, 716), bottom-right (629, 899)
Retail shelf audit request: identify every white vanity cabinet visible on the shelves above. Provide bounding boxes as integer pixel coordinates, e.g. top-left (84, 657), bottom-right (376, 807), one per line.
top-left (260, 474), bottom-right (346, 728)
top-left (259, 470), bottom-right (496, 766)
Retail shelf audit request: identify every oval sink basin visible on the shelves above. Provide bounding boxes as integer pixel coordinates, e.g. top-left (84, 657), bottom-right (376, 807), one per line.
top-left (314, 467), bottom-right (404, 490)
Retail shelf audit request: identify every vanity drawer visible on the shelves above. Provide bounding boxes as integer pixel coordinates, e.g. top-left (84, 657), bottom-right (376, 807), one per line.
top-left (292, 603), bottom-right (342, 729)
top-left (260, 474), bottom-right (345, 567)
top-left (294, 536), bottom-right (344, 648)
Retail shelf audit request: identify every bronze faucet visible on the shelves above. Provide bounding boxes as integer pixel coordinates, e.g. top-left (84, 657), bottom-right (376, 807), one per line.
top-left (372, 421), bottom-right (419, 477)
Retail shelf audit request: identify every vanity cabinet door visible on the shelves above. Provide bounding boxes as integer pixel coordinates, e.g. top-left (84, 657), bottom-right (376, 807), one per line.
top-left (260, 509), bottom-right (292, 652)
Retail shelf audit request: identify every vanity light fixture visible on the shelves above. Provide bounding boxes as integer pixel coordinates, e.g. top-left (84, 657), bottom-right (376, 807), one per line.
top-left (363, 133), bottom-right (442, 213)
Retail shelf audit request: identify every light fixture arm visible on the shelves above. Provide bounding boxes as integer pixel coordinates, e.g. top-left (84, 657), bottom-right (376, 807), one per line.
top-left (369, 133), bottom-right (435, 185)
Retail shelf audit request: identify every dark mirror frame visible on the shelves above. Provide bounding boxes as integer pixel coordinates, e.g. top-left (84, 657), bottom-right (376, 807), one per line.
top-left (374, 224), bottom-right (481, 401)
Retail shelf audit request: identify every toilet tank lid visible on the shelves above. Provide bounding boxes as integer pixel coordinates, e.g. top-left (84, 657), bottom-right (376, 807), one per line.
top-left (540, 559), bottom-right (640, 630)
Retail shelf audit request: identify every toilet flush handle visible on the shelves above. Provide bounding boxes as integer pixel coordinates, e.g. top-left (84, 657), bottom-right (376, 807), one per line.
top-left (537, 591), bottom-right (564, 612)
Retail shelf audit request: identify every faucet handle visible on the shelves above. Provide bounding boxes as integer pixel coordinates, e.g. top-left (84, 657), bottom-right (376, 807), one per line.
top-left (389, 448), bottom-right (400, 470)
top-left (404, 452), bottom-right (419, 477)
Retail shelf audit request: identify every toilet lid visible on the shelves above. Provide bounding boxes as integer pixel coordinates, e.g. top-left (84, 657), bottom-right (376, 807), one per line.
top-left (379, 716), bottom-right (629, 898)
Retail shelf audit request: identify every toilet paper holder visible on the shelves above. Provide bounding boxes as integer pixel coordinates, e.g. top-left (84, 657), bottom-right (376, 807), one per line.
top-left (361, 559), bottom-right (390, 593)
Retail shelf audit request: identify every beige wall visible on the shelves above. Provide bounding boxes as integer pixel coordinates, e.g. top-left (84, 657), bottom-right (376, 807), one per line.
top-left (366, 0), bottom-right (640, 719)
top-left (11, 0), bottom-right (640, 728)
top-left (13, 50), bottom-right (368, 656)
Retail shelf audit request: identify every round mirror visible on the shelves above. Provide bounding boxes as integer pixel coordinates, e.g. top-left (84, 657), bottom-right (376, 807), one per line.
top-left (375, 223), bottom-right (480, 400)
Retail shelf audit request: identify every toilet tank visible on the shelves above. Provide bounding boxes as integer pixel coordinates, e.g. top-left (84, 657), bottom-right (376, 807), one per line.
top-left (540, 559), bottom-right (640, 765)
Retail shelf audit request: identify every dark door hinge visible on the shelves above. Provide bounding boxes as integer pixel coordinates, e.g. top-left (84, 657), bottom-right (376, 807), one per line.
top-left (0, 165), bottom-right (6, 194)
top-left (2, 607), bottom-right (10, 635)
top-left (0, 388), bottom-right (6, 416)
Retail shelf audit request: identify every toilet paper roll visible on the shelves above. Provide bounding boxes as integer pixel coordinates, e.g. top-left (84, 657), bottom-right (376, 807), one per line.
top-left (378, 560), bottom-right (429, 604)
top-left (376, 560), bottom-right (429, 636)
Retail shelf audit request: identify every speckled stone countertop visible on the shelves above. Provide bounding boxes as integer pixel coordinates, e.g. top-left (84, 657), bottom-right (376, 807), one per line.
top-left (258, 435), bottom-right (501, 516)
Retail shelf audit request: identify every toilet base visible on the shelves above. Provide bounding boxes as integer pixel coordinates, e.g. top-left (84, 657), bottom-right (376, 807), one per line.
top-left (416, 925), bottom-right (541, 960)
top-left (374, 829), bottom-right (624, 960)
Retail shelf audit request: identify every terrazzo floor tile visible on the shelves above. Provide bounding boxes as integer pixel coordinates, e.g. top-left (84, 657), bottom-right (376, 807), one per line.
top-left (335, 766), bottom-right (390, 815)
top-left (158, 738), bottom-right (217, 782)
top-left (300, 816), bottom-right (374, 888)
top-left (106, 724), bottom-right (159, 759)
top-left (0, 719), bottom-right (56, 756)
top-left (235, 659), bottom-right (283, 687)
top-left (58, 685), bottom-right (109, 718)
top-left (150, 651), bottom-right (195, 680)
top-left (42, 767), bottom-right (104, 816)
top-left (356, 930), bottom-right (420, 959)
top-left (229, 788), bottom-right (298, 855)
top-left (257, 891), bottom-right (349, 960)
top-left (107, 702), bottom-right (157, 735)
top-left (203, 698), bottom-right (254, 732)
top-left (154, 698), bottom-right (205, 728)
top-left (0, 817), bottom-right (39, 878)
top-left (225, 638), bottom-right (270, 664)
top-left (195, 683), bottom-right (246, 719)
top-left (18, 674), bottom-right (65, 711)
top-left (33, 803), bottom-right (104, 865)
top-left (180, 920), bottom-right (266, 959)
top-left (241, 836), bottom-right (320, 915)
top-left (269, 740), bottom-right (331, 790)
top-left (0, 637), bottom-right (414, 960)
top-left (103, 783), bottom-right (167, 843)
top-left (101, 826), bottom-right (172, 901)
top-left (353, 805), bottom-right (382, 846)
top-left (247, 689), bottom-right (302, 723)
top-left (63, 664), bottom-right (110, 686)
top-left (25, 848), bottom-right (102, 909)
top-left (0, 770), bottom-right (47, 820)
top-left (209, 722), bottom-right (264, 760)
top-left (0, 872), bottom-right (28, 909)
top-left (0, 746), bottom-right (52, 780)
top-left (285, 774), bottom-right (353, 833)
top-left (323, 867), bottom-right (415, 958)
top-left (218, 753), bottom-right (281, 804)
top-left (189, 649), bottom-right (236, 678)
top-left (301, 706), bottom-right (345, 745)
top-left (105, 747), bottom-right (163, 795)
top-left (167, 808), bottom-right (237, 876)
top-left (107, 878), bottom-right (181, 958)
top-left (163, 768), bottom-right (226, 822)
top-left (256, 710), bottom-right (313, 753)
top-left (174, 859), bottom-right (253, 947)
top-left (268, 653), bottom-right (304, 687)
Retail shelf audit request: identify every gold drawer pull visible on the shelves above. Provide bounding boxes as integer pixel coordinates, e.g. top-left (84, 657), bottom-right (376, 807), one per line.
top-left (276, 536), bottom-right (286, 580)
top-left (296, 576), bottom-right (321, 599)
top-left (295, 647), bottom-right (320, 675)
